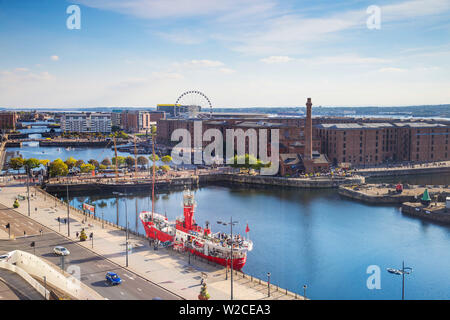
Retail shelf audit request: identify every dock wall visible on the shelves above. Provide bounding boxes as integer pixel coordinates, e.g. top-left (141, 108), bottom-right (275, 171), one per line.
top-left (44, 174), bottom-right (364, 194)
top-left (356, 166), bottom-right (450, 177)
top-left (401, 203), bottom-right (450, 224)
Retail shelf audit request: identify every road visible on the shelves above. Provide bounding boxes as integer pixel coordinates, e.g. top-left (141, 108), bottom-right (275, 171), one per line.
top-left (0, 204), bottom-right (181, 300)
top-left (0, 269), bottom-right (44, 300)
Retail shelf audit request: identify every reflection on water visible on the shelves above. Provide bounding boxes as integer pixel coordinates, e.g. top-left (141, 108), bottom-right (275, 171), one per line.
top-left (61, 183), bottom-right (450, 300)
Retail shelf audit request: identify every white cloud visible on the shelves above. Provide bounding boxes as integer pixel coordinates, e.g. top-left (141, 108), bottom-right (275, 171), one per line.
top-left (0, 69), bottom-right (54, 88)
top-left (218, 68), bottom-right (236, 74)
top-left (151, 71), bottom-right (184, 80)
top-left (183, 59), bottom-right (225, 68)
top-left (75, 0), bottom-right (275, 19)
top-left (50, 55), bottom-right (59, 61)
top-left (260, 56), bottom-right (293, 64)
top-left (378, 67), bottom-right (407, 73)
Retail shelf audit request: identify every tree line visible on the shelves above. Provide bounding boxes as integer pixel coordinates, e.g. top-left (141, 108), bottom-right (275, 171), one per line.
top-left (8, 154), bottom-right (173, 178)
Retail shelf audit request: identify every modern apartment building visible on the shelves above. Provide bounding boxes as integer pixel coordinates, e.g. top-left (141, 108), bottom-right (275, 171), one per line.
top-left (111, 111), bottom-right (122, 128)
top-left (61, 112), bottom-right (111, 133)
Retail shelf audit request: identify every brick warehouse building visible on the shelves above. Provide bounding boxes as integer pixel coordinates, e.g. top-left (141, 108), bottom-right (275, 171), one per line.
top-left (315, 121), bottom-right (450, 166)
top-left (156, 117), bottom-right (321, 155)
top-left (0, 112), bottom-right (18, 131)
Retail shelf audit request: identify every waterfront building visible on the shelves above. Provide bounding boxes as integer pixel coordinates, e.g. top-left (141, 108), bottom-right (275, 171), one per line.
top-left (61, 112), bottom-right (111, 133)
top-left (89, 113), bottom-right (112, 133)
top-left (315, 121), bottom-right (450, 166)
top-left (120, 110), bottom-right (152, 133)
top-left (0, 112), bottom-right (18, 131)
top-left (111, 110), bottom-right (122, 128)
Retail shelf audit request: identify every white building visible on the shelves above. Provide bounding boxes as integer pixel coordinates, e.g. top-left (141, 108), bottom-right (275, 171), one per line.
top-left (61, 112), bottom-right (111, 133)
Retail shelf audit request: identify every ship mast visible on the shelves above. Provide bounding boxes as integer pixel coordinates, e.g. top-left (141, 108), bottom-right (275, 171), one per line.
top-left (134, 136), bottom-right (138, 180)
top-left (114, 135), bottom-right (118, 181)
top-left (151, 126), bottom-right (156, 221)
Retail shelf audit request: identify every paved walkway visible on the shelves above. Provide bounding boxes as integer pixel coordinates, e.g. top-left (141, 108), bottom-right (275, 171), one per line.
top-left (0, 185), bottom-right (302, 300)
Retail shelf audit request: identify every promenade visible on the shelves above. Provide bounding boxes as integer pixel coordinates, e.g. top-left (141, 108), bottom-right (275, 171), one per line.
top-left (354, 160), bottom-right (450, 177)
top-left (0, 184), bottom-right (304, 300)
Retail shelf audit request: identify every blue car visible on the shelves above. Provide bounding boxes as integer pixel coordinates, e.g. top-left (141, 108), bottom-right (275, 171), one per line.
top-left (105, 272), bottom-right (122, 285)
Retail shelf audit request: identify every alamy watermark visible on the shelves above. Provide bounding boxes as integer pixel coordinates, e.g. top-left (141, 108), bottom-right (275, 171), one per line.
top-left (170, 121), bottom-right (280, 176)
top-left (66, 5), bottom-right (81, 30)
top-left (366, 5), bottom-right (381, 30)
top-left (366, 265), bottom-right (381, 290)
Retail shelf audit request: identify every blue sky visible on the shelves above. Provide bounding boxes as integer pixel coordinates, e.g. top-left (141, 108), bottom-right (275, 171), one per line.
top-left (0, 0), bottom-right (449, 108)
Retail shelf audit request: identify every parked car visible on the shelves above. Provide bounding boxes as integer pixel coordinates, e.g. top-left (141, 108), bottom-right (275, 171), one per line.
top-left (105, 272), bottom-right (122, 285)
top-left (53, 246), bottom-right (70, 256)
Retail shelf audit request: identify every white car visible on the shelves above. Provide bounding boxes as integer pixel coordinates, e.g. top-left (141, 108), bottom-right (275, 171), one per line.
top-left (53, 246), bottom-right (70, 256)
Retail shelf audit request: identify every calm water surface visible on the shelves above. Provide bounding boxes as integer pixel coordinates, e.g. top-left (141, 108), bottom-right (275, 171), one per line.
top-left (61, 184), bottom-right (450, 300)
top-left (9, 139), bottom-right (450, 299)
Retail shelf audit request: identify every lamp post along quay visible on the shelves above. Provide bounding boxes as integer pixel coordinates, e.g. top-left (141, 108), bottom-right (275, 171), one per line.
top-left (66, 184), bottom-right (70, 237)
top-left (387, 261), bottom-right (413, 300)
top-left (217, 217), bottom-right (238, 301)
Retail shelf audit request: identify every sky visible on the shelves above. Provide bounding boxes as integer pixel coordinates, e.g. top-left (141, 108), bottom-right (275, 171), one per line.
top-left (0, 0), bottom-right (449, 108)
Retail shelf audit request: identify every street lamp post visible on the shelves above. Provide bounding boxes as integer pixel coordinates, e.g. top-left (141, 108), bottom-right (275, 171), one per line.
top-left (66, 184), bottom-right (70, 237)
top-left (267, 272), bottom-right (271, 297)
top-left (26, 171), bottom-right (30, 217)
top-left (126, 222), bottom-right (129, 267)
top-left (387, 261), bottom-right (413, 300)
top-left (217, 218), bottom-right (238, 300)
top-left (303, 284), bottom-right (307, 299)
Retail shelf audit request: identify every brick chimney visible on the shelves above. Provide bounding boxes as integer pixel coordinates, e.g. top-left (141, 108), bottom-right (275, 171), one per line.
top-left (304, 97), bottom-right (312, 160)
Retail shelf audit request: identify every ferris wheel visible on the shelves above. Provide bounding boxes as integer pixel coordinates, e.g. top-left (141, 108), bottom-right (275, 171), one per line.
top-left (175, 90), bottom-right (213, 119)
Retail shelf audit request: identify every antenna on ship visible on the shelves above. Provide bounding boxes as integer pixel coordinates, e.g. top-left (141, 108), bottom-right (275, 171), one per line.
top-left (151, 125), bottom-right (157, 222)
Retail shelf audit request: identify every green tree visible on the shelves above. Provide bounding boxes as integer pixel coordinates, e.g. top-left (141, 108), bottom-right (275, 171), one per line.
top-left (149, 154), bottom-right (159, 162)
top-left (99, 164), bottom-right (107, 170)
top-left (9, 157), bottom-right (24, 174)
top-left (137, 156), bottom-right (149, 166)
top-left (160, 165), bottom-right (170, 172)
top-left (65, 157), bottom-right (77, 169)
top-left (39, 159), bottom-right (50, 167)
top-left (115, 131), bottom-right (128, 139)
top-left (49, 159), bottom-right (69, 177)
top-left (80, 163), bottom-right (95, 173)
top-left (161, 155), bottom-right (172, 164)
top-left (228, 154), bottom-right (263, 169)
top-left (24, 158), bottom-right (41, 173)
top-left (125, 156), bottom-right (135, 168)
top-left (88, 159), bottom-right (100, 168)
top-left (112, 156), bottom-right (126, 167)
top-left (101, 158), bottom-right (112, 166)
top-left (75, 159), bottom-right (85, 168)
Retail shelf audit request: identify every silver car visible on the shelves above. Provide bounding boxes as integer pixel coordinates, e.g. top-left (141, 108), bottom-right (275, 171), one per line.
top-left (53, 246), bottom-right (70, 256)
